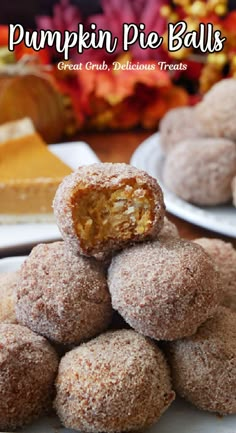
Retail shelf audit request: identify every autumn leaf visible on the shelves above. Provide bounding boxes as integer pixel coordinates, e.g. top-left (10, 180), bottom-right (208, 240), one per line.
top-left (0, 26), bottom-right (9, 47)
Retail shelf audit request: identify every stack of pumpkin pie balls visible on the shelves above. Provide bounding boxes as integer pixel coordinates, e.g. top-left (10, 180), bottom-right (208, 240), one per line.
top-left (160, 78), bottom-right (236, 206)
top-left (0, 162), bottom-right (236, 432)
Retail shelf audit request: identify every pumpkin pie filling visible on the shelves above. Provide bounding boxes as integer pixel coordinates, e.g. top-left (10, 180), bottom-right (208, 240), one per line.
top-left (0, 132), bottom-right (71, 222)
top-left (72, 183), bottom-right (154, 251)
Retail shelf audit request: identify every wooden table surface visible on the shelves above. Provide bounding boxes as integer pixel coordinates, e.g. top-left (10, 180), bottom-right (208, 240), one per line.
top-left (79, 130), bottom-right (236, 247)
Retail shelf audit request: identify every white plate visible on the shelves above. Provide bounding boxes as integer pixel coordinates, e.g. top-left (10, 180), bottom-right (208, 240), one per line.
top-left (130, 133), bottom-right (236, 238)
top-left (0, 141), bottom-right (99, 254)
top-left (1, 256), bottom-right (236, 433)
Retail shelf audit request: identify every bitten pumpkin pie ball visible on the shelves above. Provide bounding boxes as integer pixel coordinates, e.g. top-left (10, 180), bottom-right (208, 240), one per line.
top-left (196, 78), bottom-right (236, 141)
top-left (108, 239), bottom-right (221, 341)
top-left (166, 307), bottom-right (236, 415)
top-left (160, 106), bottom-right (203, 153)
top-left (194, 238), bottom-right (236, 312)
top-left (163, 138), bottom-right (236, 205)
top-left (54, 329), bottom-right (175, 432)
top-left (0, 324), bottom-right (58, 431)
top-left (16, 241), bottom-right (112, 345)
top-left (53, 163), bottom-right (165, 259)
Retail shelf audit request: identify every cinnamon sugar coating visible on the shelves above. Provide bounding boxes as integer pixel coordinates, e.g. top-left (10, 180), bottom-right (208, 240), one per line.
top-left (0, 324), bottom-right (58, 430)
top-left (194, 238), bottom-right (236, 312)
top-left (232, 176), bottom-right (236, 207)
top-left (163, 138), bottom-right (236, 205)
top-left (108, 239), bottom-right (221, 340)
top-left (0, 271), bottom-right (18, 323)
top-left (157, 216), bottom-right (179, 241)
top-left (53, 163), bottom-right (165, 259)
top-left (166, 307), bottom-right (236, 415)
top-left (16, 241), bottom-right (112, 345)
top-left (54, 329), bottom-right (175, 432)
top-left (160, 106), bottom-right (203, 153)
top-left (196, 78), bottom-right (236, 141)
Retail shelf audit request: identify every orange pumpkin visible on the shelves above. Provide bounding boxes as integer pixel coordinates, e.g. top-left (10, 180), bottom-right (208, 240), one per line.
top-left (0, 74), bottom-right (65, 142)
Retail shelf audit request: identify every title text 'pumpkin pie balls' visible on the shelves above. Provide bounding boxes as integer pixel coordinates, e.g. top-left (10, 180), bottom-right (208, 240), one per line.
top-left (166, 307), bottom-right (236, 415)
top-left (163, 137), bottom-right (236, 205)
top-left (54, 329), bottom-right (175, 433)
top-left (0, 271), bottom-right (18, 324)
top-left (159, 106), bottom-right (203, 154)
top-left (53, 163), bottom-right (165, 259)
top-left (194, 238), bottom-right (236, 312)
top-left (0, 324), bottom-right (58, 431)
top-left (196, 78), bottom-right (236, 141)
top-left (108, 239), bottom-right (221, 341)
top-left (232, 176), bottom-right (236, 207)
top-left (15, 241), bottom-right (112, 345)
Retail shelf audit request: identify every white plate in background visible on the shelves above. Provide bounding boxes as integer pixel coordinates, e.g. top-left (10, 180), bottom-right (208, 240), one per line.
top-left (131, 133), bottom-right (236, 238)
top-left (1, 256), bottom-right (236, 433)
top-left (0, 141), bottom-right (99, 254)
top-left (0, 255), bottom-right (27, 272)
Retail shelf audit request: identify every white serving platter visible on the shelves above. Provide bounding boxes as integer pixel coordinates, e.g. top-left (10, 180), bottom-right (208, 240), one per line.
top-left (1, 256), bottom-right (236, 433)
top-left (130, 132), bottom-right (236, 238)
top-left (0, 141), bottom-right (99, 254)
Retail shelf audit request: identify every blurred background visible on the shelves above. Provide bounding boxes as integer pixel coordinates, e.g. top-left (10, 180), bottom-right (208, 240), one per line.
top-left (1, 0), bottom-right (236, 26)
top-left (0, 1), bottom-right (102, 26)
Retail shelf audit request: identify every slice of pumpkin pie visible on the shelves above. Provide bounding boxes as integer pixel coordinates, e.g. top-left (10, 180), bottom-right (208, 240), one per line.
top-left (0, 120), bottom-right (72, 223)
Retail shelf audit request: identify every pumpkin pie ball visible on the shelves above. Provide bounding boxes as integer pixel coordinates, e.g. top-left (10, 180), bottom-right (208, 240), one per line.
top-left (157, 216), bottom-right (179, 241)
top-left (194, 238), bottom-right (236, 312)
top-left (232, 176), bottom-right (236, 207)
top-left (159, 106), bottom-right (203, 153)
top-left (16, 241), bottom-right (112, 345)
top-left (163, 138), bottom-right (236, 205)
top-left (196, 78), bottom-right (236, 141)
top-left (166, 307), bottom-right (236, 415)
top-left (108, 239), bottom-right (221, 341)
top-left (54, 329), bottom-right (175, 432)
top-left (53, 163), bottom-right (165, 259)
top-left (0, 324), bottom-right (58, 431)
top-left (0, 271), bottom-right (18, 324)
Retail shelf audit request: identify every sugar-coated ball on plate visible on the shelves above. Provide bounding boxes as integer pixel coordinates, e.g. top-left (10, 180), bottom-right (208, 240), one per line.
top-left (108, 239), bottom-right (221, 341)
top-left (54, 329), bottom-right (175, 432)
top-left (157, 216), bottom-right (179, 242)
top-left (232, 176), bottom-right (236, 207)
top-left (0, 271), bottom-right (18, 324)
top-left (194, 237), bottom-right (236, 312)
top-left (166, 307), bottom-right (236, 415)
top-left (163, 138), bottom-right (236, 205)
top-left (196, 78), bottom-right (236, 141)
top-left (16, 241), bottom-right (112, 345)
top-left (159, 106), bottom-right (203, 154)
top-left (0, 324), bottom-right (58, 431)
